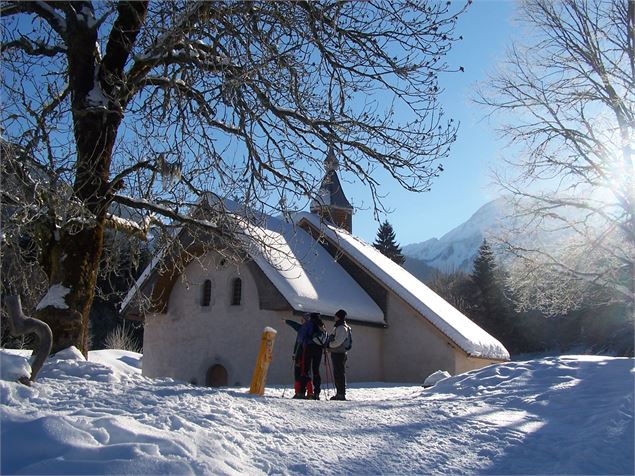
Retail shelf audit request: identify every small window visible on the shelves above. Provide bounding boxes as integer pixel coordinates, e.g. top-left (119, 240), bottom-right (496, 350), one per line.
top-left (202, 279), bottom-right (212, 307)
top-left (231, 278), bottom-right (242, 306)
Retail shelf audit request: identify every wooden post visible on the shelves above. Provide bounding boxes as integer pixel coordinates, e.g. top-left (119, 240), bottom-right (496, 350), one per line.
top-left (249, 327), bottom-right (277, 395)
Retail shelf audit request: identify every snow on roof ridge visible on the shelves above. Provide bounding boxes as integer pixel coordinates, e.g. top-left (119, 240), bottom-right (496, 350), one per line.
top-left (294, 212), bottom-right (510, 361)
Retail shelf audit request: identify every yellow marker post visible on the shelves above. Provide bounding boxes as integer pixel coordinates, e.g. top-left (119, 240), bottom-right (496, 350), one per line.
top-left (249, 327), bottom-right (277, 395)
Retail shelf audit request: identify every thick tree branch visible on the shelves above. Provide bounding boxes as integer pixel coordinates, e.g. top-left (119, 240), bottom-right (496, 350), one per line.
top-left (1, 37), bottom-right (65, 56)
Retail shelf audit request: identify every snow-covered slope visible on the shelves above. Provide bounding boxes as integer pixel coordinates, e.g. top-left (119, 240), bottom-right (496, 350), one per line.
top-left (1, 348), bottom-right (633, 475)
top-left (403, 198), bottom-right (507, 273)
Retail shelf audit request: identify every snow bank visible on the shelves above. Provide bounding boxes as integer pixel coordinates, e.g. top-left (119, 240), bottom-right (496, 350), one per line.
top-left (423, 370), bottom-right (451, 387)
top-left (0, 350), bottom-right (632, 475)
top-left (0, 350), bottom-right (31, 381)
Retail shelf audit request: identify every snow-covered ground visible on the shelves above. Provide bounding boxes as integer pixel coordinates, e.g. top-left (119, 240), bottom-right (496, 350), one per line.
top-left (1, 348), bottom-right (633, 475)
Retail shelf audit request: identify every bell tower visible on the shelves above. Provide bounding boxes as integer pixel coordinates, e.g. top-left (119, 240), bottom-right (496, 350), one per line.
top-left (310, 147), bottom-right (353, 232)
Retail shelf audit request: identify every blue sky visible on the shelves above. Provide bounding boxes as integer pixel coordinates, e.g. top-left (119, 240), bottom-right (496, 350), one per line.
top-left (346, 0), bottom-right (517, 246)
top-left (4, 1), bottom-right (517, 248)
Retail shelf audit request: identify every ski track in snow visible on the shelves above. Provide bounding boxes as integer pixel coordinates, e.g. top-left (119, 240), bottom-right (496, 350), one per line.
top-left (1, 351), bottom-right (633, 475)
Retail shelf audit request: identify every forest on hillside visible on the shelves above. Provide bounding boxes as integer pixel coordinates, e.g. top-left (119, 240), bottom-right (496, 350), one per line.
top-left (424, 240), bottom-right (633, 358)
top-left (375, 224), bottom-right (633, 359)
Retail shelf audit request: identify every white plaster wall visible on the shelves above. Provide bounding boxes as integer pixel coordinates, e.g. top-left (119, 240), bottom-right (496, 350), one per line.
top-left (143, 252), bottom-right (287, 386)
top-left (455, 355), bottom-right (501, 375)
top-left (336, 323), bottom-right (384, 382)
top-left (382, 293), bottom-right (461, 382)
top-left (142, 251), bottom-right (389, 387)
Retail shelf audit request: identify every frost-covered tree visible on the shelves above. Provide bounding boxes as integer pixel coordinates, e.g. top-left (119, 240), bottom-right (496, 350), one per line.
top-left (477, 0), bottom-right (634, 315)
top-left (373, 221), bottom-right (405, 265)
top-left (1, 1), bottom-right (465, 354)
top-left (427, 270), bottom-right (472, 315)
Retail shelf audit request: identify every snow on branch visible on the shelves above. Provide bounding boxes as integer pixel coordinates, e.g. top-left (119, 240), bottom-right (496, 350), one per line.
top-left (36, 284), bottom-right (70, 311)
top-left (111, 194), bottom-right (219, 232)
top-left (104, 213), bottom-right (153, 240)
top-left (32, 2), bottom-right (67, 37)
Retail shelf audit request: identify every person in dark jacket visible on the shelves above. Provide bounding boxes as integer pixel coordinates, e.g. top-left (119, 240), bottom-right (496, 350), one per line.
top-left (284, 314), bottom-right (315, 399)
top-left (328, 309), bottom-right (351, 401)
top-left (305, 313), bottom-right (328, 400)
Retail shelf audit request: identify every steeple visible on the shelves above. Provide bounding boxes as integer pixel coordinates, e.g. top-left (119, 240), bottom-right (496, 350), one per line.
top-left (310, 146), bottom-right (353, 232)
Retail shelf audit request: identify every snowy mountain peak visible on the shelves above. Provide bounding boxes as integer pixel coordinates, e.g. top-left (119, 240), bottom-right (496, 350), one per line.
top-left (403, 198), bottom-right (506, 274)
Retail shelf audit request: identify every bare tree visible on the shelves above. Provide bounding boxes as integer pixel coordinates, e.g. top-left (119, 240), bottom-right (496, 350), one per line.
top-left (1, 1), bottom-right (465, 354)
top-left (427, 270), bottom-right (472, 316)
top-left (477, 0), bottom-right (634, 315)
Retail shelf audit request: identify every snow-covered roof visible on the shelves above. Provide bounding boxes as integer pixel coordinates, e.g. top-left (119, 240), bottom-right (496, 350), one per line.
top-left (121, 199), bottom-right (384, 324)
top-left (239, 213), bottom-right (384, 323)
top-left (294, 212), bottom-right (510, 361)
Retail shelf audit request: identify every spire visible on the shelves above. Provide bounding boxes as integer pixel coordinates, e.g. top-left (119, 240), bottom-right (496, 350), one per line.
top-left (325, 146), bottom-right (339, 173)
top-left (310, 146), bottom-right (353, 232)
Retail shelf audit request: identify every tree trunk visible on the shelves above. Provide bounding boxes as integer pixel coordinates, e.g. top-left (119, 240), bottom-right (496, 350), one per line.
top-left (37, 222), bottom-right (106, 355)
top-left (34, 2), bottom-right (149, 356)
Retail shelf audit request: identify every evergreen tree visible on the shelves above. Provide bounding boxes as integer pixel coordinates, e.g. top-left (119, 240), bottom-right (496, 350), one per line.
top-left (471, 240), bottom-right (499, 311)
top-left (469, 240), bottom-right (522, 352)
top-left (373, 221), bottom-right (405, 265)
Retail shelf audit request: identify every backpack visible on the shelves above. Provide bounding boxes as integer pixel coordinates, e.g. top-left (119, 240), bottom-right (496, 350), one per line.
top-left (344, 326), bottom-right (353, 351)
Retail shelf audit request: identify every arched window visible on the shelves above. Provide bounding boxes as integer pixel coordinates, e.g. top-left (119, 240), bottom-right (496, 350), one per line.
top-left (231, 278), bottom-right (242, 306)
top-left (202, 279), bottom-right (212, 307)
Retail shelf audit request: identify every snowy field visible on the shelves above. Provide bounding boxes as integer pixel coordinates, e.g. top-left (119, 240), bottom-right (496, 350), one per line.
top-left (1, 348), bottom-right (633, 475)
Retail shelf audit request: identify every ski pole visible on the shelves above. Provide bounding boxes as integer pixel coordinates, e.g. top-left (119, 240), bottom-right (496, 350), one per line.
top-left (282, 354), bottom-right (295, 399)
top-left (324, 348), bottom-right (335, 399)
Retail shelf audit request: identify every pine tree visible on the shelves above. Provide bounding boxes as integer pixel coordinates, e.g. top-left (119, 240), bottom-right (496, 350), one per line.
top-left (469, 239), bottom-right (523, 353)
top-left (373, 221), bottom-right (405, 265)
top-left (471, 240), bottom-right (498, 308)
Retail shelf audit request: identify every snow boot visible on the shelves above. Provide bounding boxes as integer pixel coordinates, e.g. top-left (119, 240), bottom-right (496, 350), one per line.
top-left (292, 380), bottom-right (305, 399)
top-left (296, 377), bottom-right (313, 399)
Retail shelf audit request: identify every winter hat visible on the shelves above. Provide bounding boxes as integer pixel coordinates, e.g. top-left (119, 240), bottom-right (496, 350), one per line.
top-left (335, 309), bottom-right (347, 320)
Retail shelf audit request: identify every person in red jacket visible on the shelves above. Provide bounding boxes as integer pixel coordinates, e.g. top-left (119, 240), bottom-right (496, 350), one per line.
top-left (284, 314), bottom-right (314, 399)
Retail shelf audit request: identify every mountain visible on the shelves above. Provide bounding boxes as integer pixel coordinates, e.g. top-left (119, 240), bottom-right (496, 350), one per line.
top-left (402, 256), bottom-right (439, 283)
top-left (403, 198), bottom-right (507, 276)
